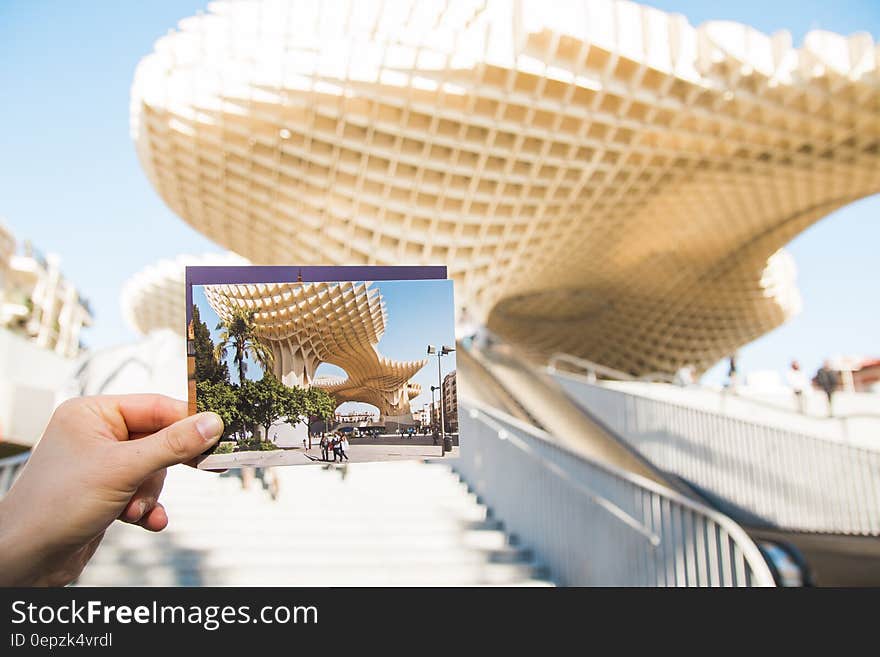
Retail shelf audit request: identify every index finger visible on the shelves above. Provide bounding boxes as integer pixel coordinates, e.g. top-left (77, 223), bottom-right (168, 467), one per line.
top-left (111, 394), bottom-right (189, 435)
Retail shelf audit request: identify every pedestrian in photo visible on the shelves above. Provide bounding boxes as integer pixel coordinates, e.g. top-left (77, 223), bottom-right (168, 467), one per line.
top-left (816, 361), bottom-right (839, 417)
top-left (786, 360), bottom-right (809, 414)
top-left (338, 435), bottom-right (350, 462)
top-left (320, 434), bottom-right (329, 461)
top-left (332, 433), bottom-right (342, 462)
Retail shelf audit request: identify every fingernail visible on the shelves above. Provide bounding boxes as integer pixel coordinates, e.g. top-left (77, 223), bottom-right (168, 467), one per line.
top-left (195, 413), bottom-right (223, 442)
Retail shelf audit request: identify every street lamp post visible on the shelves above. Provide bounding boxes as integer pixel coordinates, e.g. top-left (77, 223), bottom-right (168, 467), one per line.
top-left (429, 385), bottom-right (440, 447)
top-left (427, 344), bottom-right (455, 456)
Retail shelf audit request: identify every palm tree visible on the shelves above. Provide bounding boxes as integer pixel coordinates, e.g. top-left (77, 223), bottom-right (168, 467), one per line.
top-left (213, 307), bottom-right (274, 384)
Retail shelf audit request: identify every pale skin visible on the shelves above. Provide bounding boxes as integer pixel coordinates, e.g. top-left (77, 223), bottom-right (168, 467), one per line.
top-left (0, 394), bottom-right (223, 586)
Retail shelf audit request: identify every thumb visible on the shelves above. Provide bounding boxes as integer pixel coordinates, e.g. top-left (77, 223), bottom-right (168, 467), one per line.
top-left (123, 412), bottom-right (224, 476)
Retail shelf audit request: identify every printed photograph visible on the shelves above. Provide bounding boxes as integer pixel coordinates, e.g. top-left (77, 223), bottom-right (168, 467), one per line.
top-left (187, 275), bottom-right (458, 469)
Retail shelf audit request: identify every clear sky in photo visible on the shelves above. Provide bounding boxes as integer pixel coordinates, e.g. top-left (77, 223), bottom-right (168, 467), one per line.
top-left (0, 0), bottom-right (877, 387)
top-left (192, 280), bottom-right (456, 413)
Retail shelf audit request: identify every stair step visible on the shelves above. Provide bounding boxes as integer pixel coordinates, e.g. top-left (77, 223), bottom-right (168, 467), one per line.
top-left (77, 561), bottom-right (545, 587)
top-left (78, 462), bottom-right (554, 587)
top-left (86, 548), bottom-right (535, 569)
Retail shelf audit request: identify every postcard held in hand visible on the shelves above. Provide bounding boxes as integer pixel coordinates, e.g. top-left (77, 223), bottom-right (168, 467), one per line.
top-left (185, 266), bottom-right (459, 469)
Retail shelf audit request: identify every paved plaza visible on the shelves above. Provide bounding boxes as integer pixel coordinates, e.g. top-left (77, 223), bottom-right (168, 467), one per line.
top-left (198, 443), bottom-right (458, 469)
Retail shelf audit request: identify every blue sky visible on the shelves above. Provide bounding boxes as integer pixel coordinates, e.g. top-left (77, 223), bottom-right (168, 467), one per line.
top-left (193, 280), bottom-right (456, 413)
top-left (1, 1), bottom-right (878, 387)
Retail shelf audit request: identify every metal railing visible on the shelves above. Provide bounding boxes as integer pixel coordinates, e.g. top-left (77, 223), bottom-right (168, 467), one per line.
top-left (457, 401), bottom-right (776, 586)
top-left (548, 352), bottom-right (674, 384)
top-left (551, 371), bottom-right (880, 536)
top-left (550, 351), bottom-right (880, 432)
top-left (0, 452), bottom-right (29, 497)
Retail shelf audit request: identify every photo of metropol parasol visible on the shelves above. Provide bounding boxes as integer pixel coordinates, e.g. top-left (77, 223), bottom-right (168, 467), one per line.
top-left (131, 0), bottom-right (880, 376)
top-left (203, 281), bottom-right (426, 425)
top-left (115, 255), bottom-right (429, 428)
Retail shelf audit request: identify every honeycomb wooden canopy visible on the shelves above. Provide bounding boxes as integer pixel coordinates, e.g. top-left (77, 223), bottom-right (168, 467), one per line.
top-left (121, 253), bottom-right (249, 337)
top-left (204, 281), bottom-right (427, 417)
top-left (131, 0), bottom-right (880, 375)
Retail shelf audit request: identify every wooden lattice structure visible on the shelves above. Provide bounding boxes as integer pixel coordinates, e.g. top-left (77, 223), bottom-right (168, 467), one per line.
top-left (131, 0), bottom-right (880, 374)
top-left (121, 253), bottom-right (248, 337)
top-left (204, 281), bottom-right (425, 417)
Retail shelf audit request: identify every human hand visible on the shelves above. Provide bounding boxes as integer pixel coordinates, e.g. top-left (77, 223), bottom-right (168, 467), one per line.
top-left (0, 394), bottom-right (223, 586)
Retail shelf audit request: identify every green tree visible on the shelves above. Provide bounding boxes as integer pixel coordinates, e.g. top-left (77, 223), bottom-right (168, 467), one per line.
top-left (191, 304), bottom-right (229, 384)
top-left (196, 379), bottom-right (245, 442)
top-left (241, 374), bottom-right (291, 443)
top-left (280, 385), bottom-right (308, 428)
top-left (214, 307), bottom-right (274, 384)
top-left (308, 387), bottom-right (335, 425)
top-left (281, 386), bottom-right (334, 429)
top-left (279, 386), bottom-right (335, 448)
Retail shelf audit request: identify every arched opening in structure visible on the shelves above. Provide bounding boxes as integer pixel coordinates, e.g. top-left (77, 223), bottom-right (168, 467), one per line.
top-left (332, 402), bottom-right (382, 434)
top-left (699, 193), bottom-right (880, 394)
top-left (314, 362), bottom-right (349, 387)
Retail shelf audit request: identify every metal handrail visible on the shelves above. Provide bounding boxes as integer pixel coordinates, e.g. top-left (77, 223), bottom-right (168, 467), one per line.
top-left (548, 352), bottom-right (674, 384)
top-left (550, 351), bottom-right (880, 423)
top-left (551, 370), bottom-right (880, 535)
top-left (717, 389), bottom-right (880, 423)
top-left (458, 399), bottom-right (776, 586)
top-left (468, 407), bottom-right (660, 545)
top-left (555, 366), bottom-right (879, 451)
top-left (466, 401), bottom-right (772, 555)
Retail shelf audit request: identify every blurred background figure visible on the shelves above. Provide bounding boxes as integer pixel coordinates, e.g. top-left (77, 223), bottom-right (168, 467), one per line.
top-left (815, 361), bottom-right (840, 417)
top-left (674, 365), bottom-right (695, 387)
top-left (725, 354), bottom-right (739, 393)
top-left (786, 360), bottom-right (809, 414)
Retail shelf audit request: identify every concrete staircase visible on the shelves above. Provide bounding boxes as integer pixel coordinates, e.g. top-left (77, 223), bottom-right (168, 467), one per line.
top-left (75, 460), bottom-right (552, 587)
